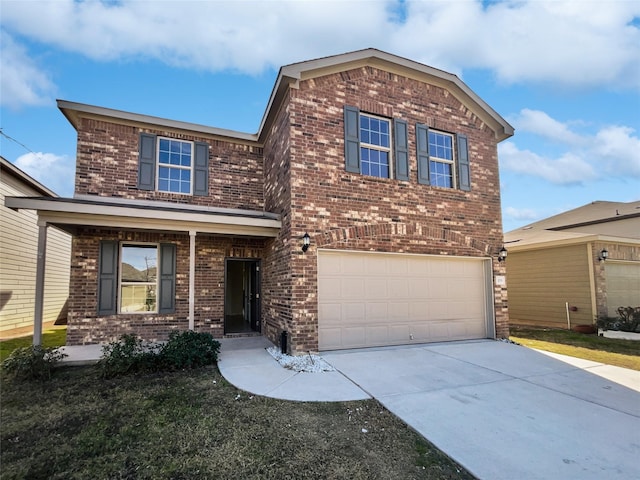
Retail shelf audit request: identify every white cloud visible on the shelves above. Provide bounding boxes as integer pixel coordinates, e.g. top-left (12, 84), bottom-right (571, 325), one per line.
top-left (593, 126), bottom-right (640, 177)
top-left (1, 1), bottom-right (638, 90)
top-left (502, 109), bottom-right (640, 183)
top-left (510, 109), bottom-right (584, 146)
top-left (499, 142), bottom-right (597, 184)
top-left (504, 206), bottom-right (539, 221)
top-left (14, 152), bottom-right (75, 197)
top-left (0, 31), bottom-right (55, 109)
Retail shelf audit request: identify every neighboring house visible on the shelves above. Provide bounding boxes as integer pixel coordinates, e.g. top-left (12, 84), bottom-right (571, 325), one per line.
top-left (6, 49), bottom-right (514, 353)
top-left (504, 201), bottom-right (640, 329)
top-left (0, 156), bottom-right (72, 338)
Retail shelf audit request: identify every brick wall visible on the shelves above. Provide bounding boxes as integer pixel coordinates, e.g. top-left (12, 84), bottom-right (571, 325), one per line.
top-left (74, 118), bottom-right (264, 211)
top-left (272, 66), bottom-right (508, 352)
top-left (67, 228), bottom-right (264, 345)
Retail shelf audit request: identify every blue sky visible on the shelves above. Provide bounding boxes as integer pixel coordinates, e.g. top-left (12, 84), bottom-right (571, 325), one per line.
top-left (1, 0), bottom-right (639, 233)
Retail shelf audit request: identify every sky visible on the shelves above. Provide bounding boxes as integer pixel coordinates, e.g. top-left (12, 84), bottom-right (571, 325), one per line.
top-left (1, 0), bottom-right (639, 233)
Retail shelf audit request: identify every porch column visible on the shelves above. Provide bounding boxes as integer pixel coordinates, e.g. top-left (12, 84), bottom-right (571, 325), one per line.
top-left (189, 230), bottom-right (196, 330)
top-left (33, 222), bottom-right (48, 346)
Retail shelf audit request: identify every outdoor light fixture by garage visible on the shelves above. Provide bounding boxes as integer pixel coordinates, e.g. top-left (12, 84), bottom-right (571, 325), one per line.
top-left (301, 233), bottom-right (310, 253)
top-left (598, 248), bottom-right (609, 261)
top-left (498, 246), bottom-right (508, 262)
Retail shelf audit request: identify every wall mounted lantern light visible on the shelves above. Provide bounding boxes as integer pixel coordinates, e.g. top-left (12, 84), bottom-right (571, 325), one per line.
top-left (301, 233), bottom-right (310, 253)
top-left (498, 246), bottom-right (508, 262)
top-left (598, 248), bottom-right (609, 261)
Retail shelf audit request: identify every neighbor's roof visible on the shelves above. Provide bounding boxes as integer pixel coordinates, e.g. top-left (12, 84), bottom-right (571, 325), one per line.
top-left (505, 200), bottom-right (640, 249)
top-left (58, 48), bottom-right (514, 144)
top-left (0, 156), bottom-right (58, 197)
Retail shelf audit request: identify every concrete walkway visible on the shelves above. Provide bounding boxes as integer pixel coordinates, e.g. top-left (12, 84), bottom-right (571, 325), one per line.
top-left (217, 336), bottom-right (369, 401)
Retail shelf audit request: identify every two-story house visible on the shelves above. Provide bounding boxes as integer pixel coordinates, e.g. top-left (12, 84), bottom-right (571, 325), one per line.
top-left (6, 49), bottom-right (514, 354)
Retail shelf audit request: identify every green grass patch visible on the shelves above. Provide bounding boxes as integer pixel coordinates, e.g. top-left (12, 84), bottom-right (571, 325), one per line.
top-left (0, 327), bottom-right (67, 362)
top-left (510, 326), bottom-right (640, 371)
top-left (0, 365), bottom-right (474, 479)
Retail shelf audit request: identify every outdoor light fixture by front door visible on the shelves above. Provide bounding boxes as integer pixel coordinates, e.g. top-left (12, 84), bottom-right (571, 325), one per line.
top-left (301, 233), bottom-right (310, 252)
top-left (498, 246), bottom-right (508, 262)
top-left (598, 248), bottom-right (609, 261)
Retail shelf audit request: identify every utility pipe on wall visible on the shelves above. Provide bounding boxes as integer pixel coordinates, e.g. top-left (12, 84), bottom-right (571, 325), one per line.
top-left (566, 302), bottom-right (571, 330)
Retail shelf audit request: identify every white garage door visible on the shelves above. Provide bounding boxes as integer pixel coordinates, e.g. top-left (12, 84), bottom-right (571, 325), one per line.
top-left (318, 250), bottom-right (492, 350)
top-left (606, 262), bottom-right (640, 316)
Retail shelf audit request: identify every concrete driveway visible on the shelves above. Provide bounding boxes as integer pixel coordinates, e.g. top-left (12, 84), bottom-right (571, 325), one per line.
top-left (322, 340), bottom-right (640, 480)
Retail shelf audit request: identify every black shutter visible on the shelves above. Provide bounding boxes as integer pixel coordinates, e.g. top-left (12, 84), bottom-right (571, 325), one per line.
top-left (97, 240), bottom-right (118, 315)
top-left (158, 243), bottom-right (176, 314)
top-left (457, 134), bottom-right (471, 191)
top-left (416, 123), bottom-right (431, 185)
top-left (193, 141), bottom-right (209, 196)
top-left (138, 133), bottom-right (157, 190)
top-left (394, 119), bottom-right (409, 181)
top-left (344, 105), bottom-right (361, 173)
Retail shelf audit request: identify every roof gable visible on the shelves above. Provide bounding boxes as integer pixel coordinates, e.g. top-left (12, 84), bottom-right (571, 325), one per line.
top-left (259, 48), bottom-right (514, 142)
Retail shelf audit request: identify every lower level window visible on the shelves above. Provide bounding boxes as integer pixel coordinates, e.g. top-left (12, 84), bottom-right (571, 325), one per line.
top-left (120, 244), bottom-right (157, 313)
top-left (429, 131), bottom-right (455, 188)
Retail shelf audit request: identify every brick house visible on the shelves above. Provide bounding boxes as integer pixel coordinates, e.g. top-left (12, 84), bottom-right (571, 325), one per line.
top-left (6, 49), bottom-right (514, 353)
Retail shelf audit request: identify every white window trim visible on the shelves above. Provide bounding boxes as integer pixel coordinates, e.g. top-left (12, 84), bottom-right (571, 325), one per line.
top-left (118, 242), bottom-right (160, 314)
top-left (360, 113), bottom-right (393, 179)
top-left (429, 130), bottom-right (456, 189)
top-left (156, 137), bottom-right (194, 195)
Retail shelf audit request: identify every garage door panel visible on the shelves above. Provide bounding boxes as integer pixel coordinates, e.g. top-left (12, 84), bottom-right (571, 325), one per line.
top-left (606, 263), bottom-right (640, 316)
top-left (343, 303), bottom-right (365, 323)
top-left (318, 251), bottom-right (489, 350)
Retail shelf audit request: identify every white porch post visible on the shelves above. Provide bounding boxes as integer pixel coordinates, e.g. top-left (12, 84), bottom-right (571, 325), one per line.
top-left (189, 230), bottom-right (196, 331)
top-left (33, 222), bottom-right (48, 346)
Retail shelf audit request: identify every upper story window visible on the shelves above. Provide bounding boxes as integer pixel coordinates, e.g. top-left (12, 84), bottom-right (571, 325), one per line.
top-left (344, 105), bottom-right (410, 181)
top-left (158, 138), bottom-right (192, 194)
top-left (360, 114), bottom-right (391, 178)
top-left (416, 124), bottom-right (471, 191)
top-left (428, 131), bottom-right (455, 188)
top-left (138, 133), bottom-right (209, 196)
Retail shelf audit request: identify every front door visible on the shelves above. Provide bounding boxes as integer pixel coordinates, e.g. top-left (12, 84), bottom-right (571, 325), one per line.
top-left (224, 259), bottom-right (260, 334)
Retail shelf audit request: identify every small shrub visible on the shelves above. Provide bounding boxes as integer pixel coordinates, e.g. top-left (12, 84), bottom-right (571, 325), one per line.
top-left (98, 331), bottom-right (220, 377)
top-left (596, 306), bottom-right (640, 333)
top-left (1, 345), bottom-right (67, 381)
top-left (159, 331), bottom-right (220, 369)
top-left (98, 334), bottom-right (160, 378)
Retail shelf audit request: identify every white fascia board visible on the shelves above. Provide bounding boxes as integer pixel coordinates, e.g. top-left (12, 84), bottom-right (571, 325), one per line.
top-left (57, 100), bottom-right (258, 143)
top-left (507, 234), bottom-right (640, 252)
top-left (5, 197), bottom-right (281, 237)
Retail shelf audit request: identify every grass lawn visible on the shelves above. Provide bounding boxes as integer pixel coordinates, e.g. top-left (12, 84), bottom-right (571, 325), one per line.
top-left (0, 365), bottom-right (474, 480)
top-left (510, 326), bottom-right (640, 371)
top-left (0, 327), bottom-right (67, 362)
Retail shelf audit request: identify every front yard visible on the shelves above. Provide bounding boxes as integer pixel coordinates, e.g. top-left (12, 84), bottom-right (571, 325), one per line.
top-left (0, 361), bottom-right (473, 480)
top-left (510, 326), bottom-right (640, 371)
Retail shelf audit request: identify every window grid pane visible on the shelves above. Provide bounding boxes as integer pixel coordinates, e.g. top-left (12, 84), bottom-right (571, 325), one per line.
top-left (360, 113), bottom-right (391, 178)
top-left (157, 138), bottom-right (192, 194)
top-left (120, 245), bottom-right (157, 313)
top-left (428, 131), bottom-right (455, 188)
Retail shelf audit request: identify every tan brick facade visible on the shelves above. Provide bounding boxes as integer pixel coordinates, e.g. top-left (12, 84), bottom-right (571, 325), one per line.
top-left (62, 52), bottom-right (511, 350)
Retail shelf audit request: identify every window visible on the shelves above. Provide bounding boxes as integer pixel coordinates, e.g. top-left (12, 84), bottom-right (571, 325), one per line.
top-left (158, 139), bottom-right (192, 194)
top-left (138, 134), bottom-right (209, 196)
top-left (97, 241), bottom-right (176, 316)
top-left (428, 131), bottom-right (455, 188)
top-left (360, 114), bottom-right (391, 178)
top-left (344, 105), bottom-right (410, 181)
top-left (416, 123), bottom-right (471, 191)
top-left (120, 244), bottom-right (158, 313)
